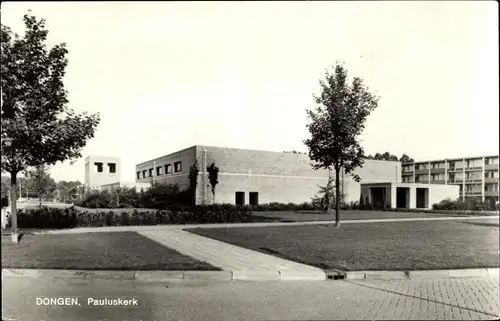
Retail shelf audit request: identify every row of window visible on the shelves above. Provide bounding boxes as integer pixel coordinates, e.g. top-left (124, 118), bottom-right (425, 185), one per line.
top-left (460, 184), bottom-right (498, 193)
top-left (406, 158), bottom-right (499, 171)
top-left (137, 161), bottom-right (182, 179)
top-left (93, 162), bottom-right (116, 174)
top-left (403, 172), bottom-right (499, 183)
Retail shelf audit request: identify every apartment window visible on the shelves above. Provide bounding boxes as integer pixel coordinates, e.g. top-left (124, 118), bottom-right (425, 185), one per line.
top-left (136, 172), bottom-right (141, 180)
top-left (174, 161), bottom-right (182, 173)
top-left (142, 170), bottom-right (147, 178)
top-left (165, 164), bottom-right (172, 174)
top-left (415, 176), bottom-right (419, 183)
top-left (108, 163), bottom-right (116, 173)
top-left (448, 161), bottom-right (455, 169)
top-left (94, 162), bottom-right (103, 173)
top-left (156, 166), bottom-right (162, 176)
top-left (148, 168), bottom-right (154, 177)
top-left (491, 158), bottom-right (499, 165)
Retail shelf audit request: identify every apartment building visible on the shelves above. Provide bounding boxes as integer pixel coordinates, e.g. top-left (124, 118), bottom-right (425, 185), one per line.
top-left (401, 155), bottom-right (499, 202)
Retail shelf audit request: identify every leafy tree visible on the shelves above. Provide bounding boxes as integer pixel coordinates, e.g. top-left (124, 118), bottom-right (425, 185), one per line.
top-left (206, 162), bottom-right (219, 204)
top-left (388, 155), bottom-right (399, 161)
top-left (304, 63), bottom-right (379, 227)
top-left (188, 161), bottom-right (200, 207)
top-left (311, 173), bottom-right (344, 213)
top-left (399, 154), bottom-right (414, 163)
top-left (373, 153), bottom-right (383, 160)
top-left (1, 14), bottom-right (100, 244)
top-left (56, 180), bottom-right (82, 203)
top-left (25, 165), bottom-right (56, 208)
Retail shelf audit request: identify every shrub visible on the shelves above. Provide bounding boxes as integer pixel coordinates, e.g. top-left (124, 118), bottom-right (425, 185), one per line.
top-left (4, 204), bottom-right (252, 229)
top-left (432, 198), bottom-right (496, 211)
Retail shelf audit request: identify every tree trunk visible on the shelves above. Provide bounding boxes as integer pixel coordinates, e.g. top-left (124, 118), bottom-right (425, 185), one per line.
top-left (10, 172), bottom-right (19, 244)
top-left (39, 193), bottom-right (42, 209)
top-left (335, 167), bottom-right (341, 227)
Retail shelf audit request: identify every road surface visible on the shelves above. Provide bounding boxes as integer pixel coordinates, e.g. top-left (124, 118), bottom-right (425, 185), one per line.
top-left (2, 276), bottom-right (499, 320)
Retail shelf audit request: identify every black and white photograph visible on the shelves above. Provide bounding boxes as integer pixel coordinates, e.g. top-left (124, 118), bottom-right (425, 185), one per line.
top-left (1, 1), bottom-right (499, 320)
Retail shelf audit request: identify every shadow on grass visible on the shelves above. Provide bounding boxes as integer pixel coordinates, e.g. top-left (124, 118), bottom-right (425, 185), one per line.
top-left (460, 221), bottom-right (500, 228)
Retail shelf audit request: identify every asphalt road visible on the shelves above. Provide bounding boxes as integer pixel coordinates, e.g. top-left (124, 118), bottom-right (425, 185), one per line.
top-left (2, 276), bottom-right (499, 321)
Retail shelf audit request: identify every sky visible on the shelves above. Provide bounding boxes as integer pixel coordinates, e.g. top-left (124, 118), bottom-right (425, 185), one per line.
top-left (1, 1), bottom-right (498, 183)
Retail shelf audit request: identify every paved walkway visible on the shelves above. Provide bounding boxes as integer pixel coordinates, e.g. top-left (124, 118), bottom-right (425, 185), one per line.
top-left (33, 215), bottom-right (498, 235)
top-left (138, 229), bottom-right (326, 280)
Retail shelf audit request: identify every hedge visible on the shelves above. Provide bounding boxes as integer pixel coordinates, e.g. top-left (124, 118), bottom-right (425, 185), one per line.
top-left (4, 204), bottom-right (252, 229)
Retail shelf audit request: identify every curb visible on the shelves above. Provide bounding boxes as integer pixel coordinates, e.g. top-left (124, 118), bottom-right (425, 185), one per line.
top-left (335, 268), bottom-right (499, 280)
top-left (3, 268), bottom-right (497, 282)
top-left (2, 269), bottom-right (233, 282)
top-left (1, 268), bottom-right (326, 282)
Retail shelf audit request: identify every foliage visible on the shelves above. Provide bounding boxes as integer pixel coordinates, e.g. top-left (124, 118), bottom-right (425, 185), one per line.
top-left (24, 165), bottom-right (57, 203)
top-left (5, 205), bottom-right (252, 229)
top-left (188, 161), bottom-right (200, 207)
top-left (206, 162), bottom-right (219, 203)
top-left (56, 180), bottom-right (83, 203)
top-left (1, 13), bottom-right (100, 239)
top-left (304, 63), bottom-right (379, 223)
top-left (432, 198), bottom-right (498, 211)
top-left (75, 183), bottom-right (192, 210)
top-left (311, 174), bottom-right (344, 212)
top-left (247, 202), bottom-right (319, 212)
top-left (365, 153), bottom-right (413, 162)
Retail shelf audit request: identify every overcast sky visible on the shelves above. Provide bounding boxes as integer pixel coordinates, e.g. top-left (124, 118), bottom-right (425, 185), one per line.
top-left (1, 1), bottom-right (498, 183)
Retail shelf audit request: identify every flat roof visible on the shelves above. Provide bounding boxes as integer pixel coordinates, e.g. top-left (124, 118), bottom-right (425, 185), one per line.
top-left (402, 154), bottom-right (498, 165)
top-left (136, 145), bottom-right (401, 166)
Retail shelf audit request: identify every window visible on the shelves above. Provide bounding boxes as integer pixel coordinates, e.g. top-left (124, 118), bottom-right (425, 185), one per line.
top-left (174, 161), bottom-right (182, 173)
top-left (165, 164), bottom-right (172, 174)
top-left (142, 170), bottom-right (147, 178)
top-left (156, 166), bottom-right (162, 176)
top-left (108, 163), bottom-right (116, 173)
top-left (137, 172), bottom-right (141, 180)
top-left (148, 168), bottom-right (154, 177)
top-left (235, 192), bottom-right (245, 206)
top-left (249, 192), bottom-right (259, 206)
top-left (94, 162), bottom-right (103, 173)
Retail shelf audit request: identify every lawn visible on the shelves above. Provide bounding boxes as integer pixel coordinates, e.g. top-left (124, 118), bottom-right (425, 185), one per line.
top-left (1, 231), bottom-right (219, 271)
top-left (250, 209), bottom-right (497, 222)
top-left (186, 218), bottom-right (500, 271)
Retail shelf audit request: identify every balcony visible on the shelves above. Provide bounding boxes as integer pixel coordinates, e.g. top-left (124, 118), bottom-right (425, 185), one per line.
top-left (465, 166), bottom-right (482, 172)
top-left (430, 168), bottom-right (445, 174)
top-left (465, 191), bottom-right (482, 196)
top-left (485, 191), bottom-right (499, 197)
top-left (465, 178), bottom-right (483, 183)
top-left (431, 180), bottom-right (446, 185)
top-left (485, 164), bottom-right (499, 171)
top-left (447, 167), bottom-right (462, 172)
top-left (415, 168), bottom-right (429, 174)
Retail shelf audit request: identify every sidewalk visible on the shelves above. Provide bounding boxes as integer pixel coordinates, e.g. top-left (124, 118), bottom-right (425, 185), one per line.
top-left (139, 229), bottom-right (326, 280)
top-left (33, 214), bottom-right (499, 235)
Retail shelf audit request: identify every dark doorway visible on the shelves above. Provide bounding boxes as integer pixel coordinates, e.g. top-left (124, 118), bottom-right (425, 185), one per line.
top-left (371, 187), bottom-right (386, 209)
top-left (396, 187), bottom-right (409, 209)
top-left (249, 192), bottom-right (259, 206)
top-left (235, 192), bottom-right (245, 206)
top-left (416, 188), bottom-right (428, 209)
